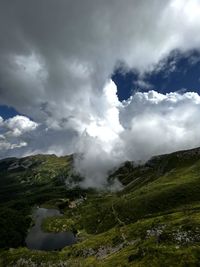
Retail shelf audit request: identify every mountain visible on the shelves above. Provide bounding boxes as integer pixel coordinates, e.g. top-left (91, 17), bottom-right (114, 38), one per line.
top-left (1, 147), bottom-right (200, 266)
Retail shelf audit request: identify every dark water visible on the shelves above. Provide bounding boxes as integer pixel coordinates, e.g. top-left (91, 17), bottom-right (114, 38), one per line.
top-left (25, 207), bottom-right (76, 251)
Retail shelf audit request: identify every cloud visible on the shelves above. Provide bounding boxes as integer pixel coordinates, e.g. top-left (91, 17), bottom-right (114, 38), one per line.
top-left (1, 0), bottom-right (200, 118)
top-left (1, 0), bottom-right (200, 187)
top-left (120, 90), bottom-right (200, 161)
top-left (5, 115), bottom-right (38, 137)
top-left (1, 81), bottom-right (200, 189)
top-left (0, 115), bottom-right (38, 156)
top-left (133, 79), bottom-right (153, 91)
top-left (72, 85), bottom-right (200, 188)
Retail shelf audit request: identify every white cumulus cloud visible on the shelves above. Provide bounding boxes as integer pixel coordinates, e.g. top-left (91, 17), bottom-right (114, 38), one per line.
top-left (0, 115), bottom-right (38, 156)
top-left (5, 115), bottom-right (38, 137)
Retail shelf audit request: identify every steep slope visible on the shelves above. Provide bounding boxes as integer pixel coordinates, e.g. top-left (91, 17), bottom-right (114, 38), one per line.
top-left (1, 147), bottom-right (200, 266)
top-left (0, 154), bottom-right (84, 250)
top-left (0, 154), bottom-right (75, 205)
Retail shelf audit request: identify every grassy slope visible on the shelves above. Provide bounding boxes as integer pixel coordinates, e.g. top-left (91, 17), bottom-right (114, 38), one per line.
top-left (1, 148), bottom-right (200, 266)
top-left (0, 154), bottom-right (73, 206)
top-left (0, 154), bottom-right (77, 250)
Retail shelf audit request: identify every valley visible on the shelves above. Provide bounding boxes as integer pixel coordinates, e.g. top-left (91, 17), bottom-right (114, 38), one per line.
top-left (1, 147), bottom-right (200, 266)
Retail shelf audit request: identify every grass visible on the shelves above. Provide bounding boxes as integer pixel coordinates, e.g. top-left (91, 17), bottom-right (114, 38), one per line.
top-left (1, 147), bottom-right (200, 266)
top-left (42, 216), bottom-right (76, 232)
top-left (2, 207), bottom-right (200, 266)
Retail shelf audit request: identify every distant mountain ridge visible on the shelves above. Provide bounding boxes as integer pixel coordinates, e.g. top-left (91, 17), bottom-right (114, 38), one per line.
top-left (2, 146), bottom-right (200, 186)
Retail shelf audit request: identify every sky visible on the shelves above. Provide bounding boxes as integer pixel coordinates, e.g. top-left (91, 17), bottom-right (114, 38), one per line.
top-left (1, 0), bottom-right (200, 188)
top-left (113, 49), bottom-right (200, 101)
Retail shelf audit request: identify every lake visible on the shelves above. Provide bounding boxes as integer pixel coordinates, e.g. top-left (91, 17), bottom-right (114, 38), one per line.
top-left (25, 207), bottom-right (76, 251)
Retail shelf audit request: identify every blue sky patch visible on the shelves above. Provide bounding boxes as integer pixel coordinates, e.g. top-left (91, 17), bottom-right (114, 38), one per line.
top-left (112, 50), bottom-right (200, 101)
top-left (0, 105), bottom-right (20, 120)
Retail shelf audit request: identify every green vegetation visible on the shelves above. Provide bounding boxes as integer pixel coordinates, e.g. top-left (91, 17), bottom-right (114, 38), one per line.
top-left (0, 208), bottom-right (31, 249)
top-left (2, 208), bottom-right (200, 266)
top-left (42, 217), bottom-right (76, 233)
top-left (0, 154), bottom-right (74, 249)
top-left (1, 147), bottom-right (200, 266)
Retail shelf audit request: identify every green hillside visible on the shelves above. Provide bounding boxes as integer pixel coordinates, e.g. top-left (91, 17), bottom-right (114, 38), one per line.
top-left (1, 148), bottom-right (200, 266)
